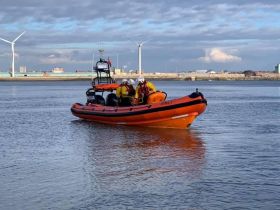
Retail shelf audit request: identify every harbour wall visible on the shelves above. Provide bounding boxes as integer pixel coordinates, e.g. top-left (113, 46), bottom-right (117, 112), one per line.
top-left (0, 72), bottom-right (279, 81)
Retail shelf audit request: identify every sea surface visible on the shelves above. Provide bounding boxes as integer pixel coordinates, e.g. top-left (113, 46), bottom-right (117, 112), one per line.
top-left (0, 80), bottom-right (279, 210)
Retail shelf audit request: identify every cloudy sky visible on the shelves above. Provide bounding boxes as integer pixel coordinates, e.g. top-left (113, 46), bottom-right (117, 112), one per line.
top-left (0, 0), bottom-right (280, 72)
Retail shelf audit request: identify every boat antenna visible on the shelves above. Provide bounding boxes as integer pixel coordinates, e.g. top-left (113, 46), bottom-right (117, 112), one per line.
top-left (91, 50), bottom-right (95, 82)
top-left (98, 48), bottom-right (104, 59)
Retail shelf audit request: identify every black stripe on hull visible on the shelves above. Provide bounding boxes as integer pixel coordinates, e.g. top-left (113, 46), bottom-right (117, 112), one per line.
top-left (71, 98), bottom-right (207, 118)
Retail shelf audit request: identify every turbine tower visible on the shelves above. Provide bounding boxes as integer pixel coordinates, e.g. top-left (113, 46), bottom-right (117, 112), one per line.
top-left (137, 40), bottom-right (150, 75)
top-left (137, 42), bottom-right (144, 75)
top-left (0, 31), bottom-right (25, 77)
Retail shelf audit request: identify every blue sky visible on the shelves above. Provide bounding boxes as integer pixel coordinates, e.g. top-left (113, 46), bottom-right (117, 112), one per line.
top-left (0, 0), bottom-right (280, 72)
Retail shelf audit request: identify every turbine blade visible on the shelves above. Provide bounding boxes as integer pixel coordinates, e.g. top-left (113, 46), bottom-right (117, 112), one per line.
top-left (142, 39), bottom-right (151, 45)
top-left (13, 31), bottom-right (25, 42)
top-left (0, 37), bottom-right (12, 44)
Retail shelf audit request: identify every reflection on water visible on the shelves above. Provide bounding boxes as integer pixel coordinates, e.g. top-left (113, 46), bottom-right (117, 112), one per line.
top-left (121, 126), bottom-right (204, 151)
top-left (120, 126), bottom-right (205, 162)
top-left (71, 121), bottom-right (205, 187)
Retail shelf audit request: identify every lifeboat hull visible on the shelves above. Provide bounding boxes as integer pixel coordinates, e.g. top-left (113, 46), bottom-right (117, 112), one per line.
top-left (71, 93), bottom-right (207, 129)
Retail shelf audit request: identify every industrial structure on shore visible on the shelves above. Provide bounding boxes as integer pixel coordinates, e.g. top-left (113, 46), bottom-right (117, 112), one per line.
top-left (0, 67), bottom-right (279, 81)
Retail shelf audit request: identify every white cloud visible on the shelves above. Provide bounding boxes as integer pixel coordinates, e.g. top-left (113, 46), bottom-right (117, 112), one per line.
top-left (41, 56), bottom-right (69, 64)
top-left (40, 51), bottom-right (89, 64)
top-left (0, 52), bottom-right (19, 57)
top-left (48, 54), bottom-right (56, 58)
top-left (0, 52), bottom-right (10, 57)
top-left (199, 48), bottom-right (242, 63)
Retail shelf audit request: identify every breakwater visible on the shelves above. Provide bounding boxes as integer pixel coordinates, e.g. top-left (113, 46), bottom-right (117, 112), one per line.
top-left (0, 72), bottom-right (279, 81)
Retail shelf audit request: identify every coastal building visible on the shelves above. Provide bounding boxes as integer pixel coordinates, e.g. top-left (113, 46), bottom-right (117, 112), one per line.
top-left (52, 67), bottom-right (64, 73)
top-left (208, 70), bottom-right (216, 74)
top-left (19, 66), bottom-right (27, 73)
top-left (275, 64), bottom-right (280, 74)
top-left (195, 70), bottom-right (208, 73)
top-left (113, 68), bottom-right (122, 75)
top-left (129, 70), bottom-right (137, 74)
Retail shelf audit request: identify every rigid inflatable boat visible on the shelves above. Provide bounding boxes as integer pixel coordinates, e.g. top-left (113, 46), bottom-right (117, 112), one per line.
top-left (71, 57), bottom-right (207, 129)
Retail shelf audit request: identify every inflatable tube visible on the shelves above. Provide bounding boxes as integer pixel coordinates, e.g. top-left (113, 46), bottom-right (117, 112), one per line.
top-left (71, 92), bottom-right (207, 129)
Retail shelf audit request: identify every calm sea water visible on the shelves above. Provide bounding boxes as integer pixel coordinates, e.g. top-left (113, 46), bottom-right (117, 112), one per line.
top-left (0, 80), bottom-right (279, 210)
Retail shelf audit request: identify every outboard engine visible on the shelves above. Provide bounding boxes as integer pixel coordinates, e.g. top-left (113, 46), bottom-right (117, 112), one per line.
top-left (106, 93), bottom-right (118, 106)
top-left (86, 88), bottom-right (105, 105)
top-left (86, 88), bottom-right (96, 104)
top-left (94, 95), bottom-right (105, 105)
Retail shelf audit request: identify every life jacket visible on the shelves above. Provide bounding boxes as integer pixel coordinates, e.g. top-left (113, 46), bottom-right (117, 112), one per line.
top-left (127, 84), bottom-right (135, 96)
top-left (137, 81), bottom-right (151, 98)
top-left (119, 84), bottom-right (130, 98)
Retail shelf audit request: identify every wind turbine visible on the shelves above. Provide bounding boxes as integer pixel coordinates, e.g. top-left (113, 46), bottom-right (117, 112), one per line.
top-left (0, 31), bottom-right (25, 77)
top-left (137, 40), bottom-right (151, 75)
top-left (137, 42), bottom-right (144, 75)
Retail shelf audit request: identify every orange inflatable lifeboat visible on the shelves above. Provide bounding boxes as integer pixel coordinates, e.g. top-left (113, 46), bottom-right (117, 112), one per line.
top-left (71, 55), bottom-right (207, 129)
top-left (71, 90), bottom-right (207, 129)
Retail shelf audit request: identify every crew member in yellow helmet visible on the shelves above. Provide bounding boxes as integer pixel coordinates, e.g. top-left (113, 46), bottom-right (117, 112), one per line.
top-left (116, 79), bottom-right (135, 106)
top-left (134, 77), bottom-right (156, 104)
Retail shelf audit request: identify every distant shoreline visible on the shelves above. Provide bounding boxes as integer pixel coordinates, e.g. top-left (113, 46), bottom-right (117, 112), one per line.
top-left (0, 72), bottom-right (279, 81)
top-left (1, 77), bottom-right (279, 82)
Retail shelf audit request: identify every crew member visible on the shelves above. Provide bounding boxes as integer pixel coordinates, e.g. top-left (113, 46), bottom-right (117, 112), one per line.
top-left (128, 79), bottom-right (136, 96)
top-left (134, 77), bottom-right (156, 104)
top-left (116, 79), bottom-right (135, 106)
